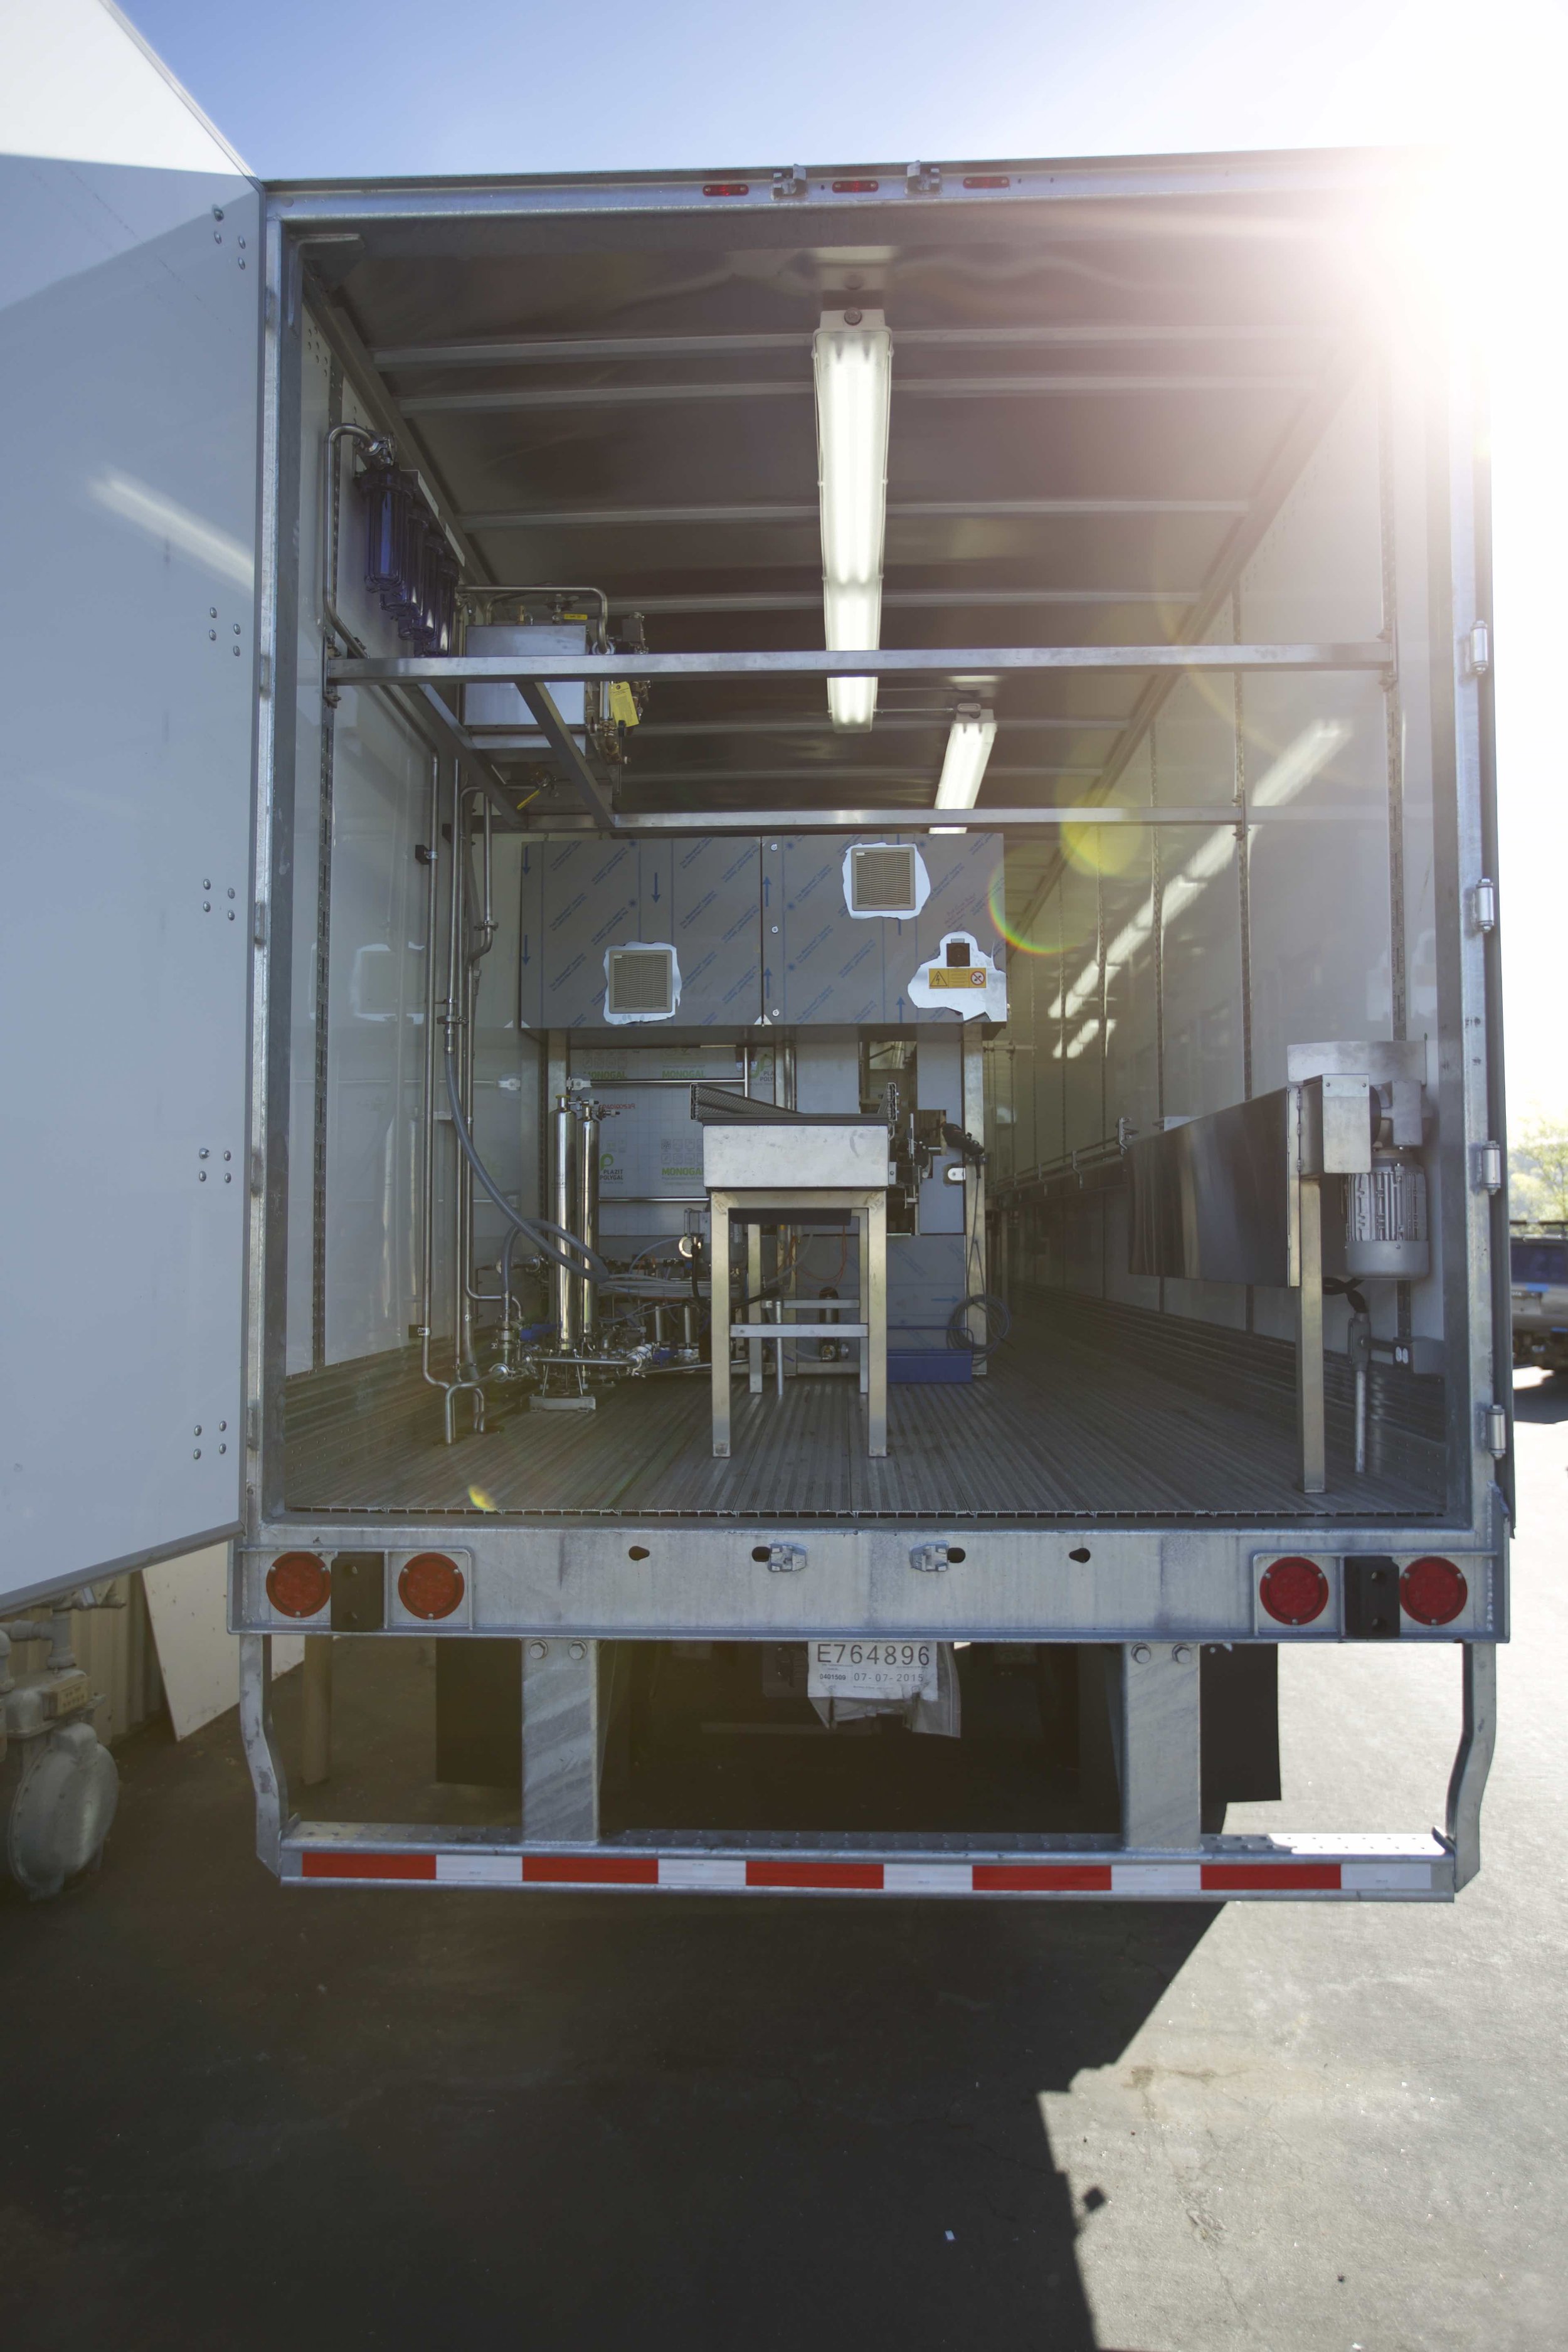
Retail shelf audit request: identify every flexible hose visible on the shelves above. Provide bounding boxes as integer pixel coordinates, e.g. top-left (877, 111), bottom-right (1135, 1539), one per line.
top-left (443, 1041), bottom-right (610, 1285)
top-left (947, 1292), bottom-right (1012, 1362)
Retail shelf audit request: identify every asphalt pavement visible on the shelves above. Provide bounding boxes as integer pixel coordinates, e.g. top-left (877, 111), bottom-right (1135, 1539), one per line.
top-left (3, 1386), bottom-right (1563, 2351)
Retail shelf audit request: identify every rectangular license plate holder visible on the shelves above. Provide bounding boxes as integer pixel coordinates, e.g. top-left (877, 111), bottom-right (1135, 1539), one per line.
top-left (806, 1638), bottom-right (938, 1703)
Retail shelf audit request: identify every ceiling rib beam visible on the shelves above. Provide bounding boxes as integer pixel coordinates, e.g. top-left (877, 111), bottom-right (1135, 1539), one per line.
top-left (607, 588), bottom-right (1197, 617)
top-left (403, 373), bottom-right (1308, 415)
top-left (601, 804), bottom-right (1385, 835)
top-left (458, 496), bottom-right (1248, 529)
top-left (374, 324), bottom-right (1327, 369)
top-left (630, 715), bottom-right (1129, 737)
top-left (613, 765), bottom-right (1106, 787)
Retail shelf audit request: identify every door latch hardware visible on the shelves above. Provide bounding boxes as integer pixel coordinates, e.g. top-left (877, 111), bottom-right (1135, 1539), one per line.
top-left (758, 1543), bottom-right (806, 1574)
top-left (910, 1543), bottom-right (952, 1573)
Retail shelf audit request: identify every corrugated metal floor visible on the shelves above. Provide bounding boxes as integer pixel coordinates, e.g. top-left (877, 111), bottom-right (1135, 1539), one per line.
top-left (285, 1306), bottom-right (1444, 1522)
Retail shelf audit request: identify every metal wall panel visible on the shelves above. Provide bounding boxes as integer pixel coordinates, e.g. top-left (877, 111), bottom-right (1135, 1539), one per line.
top-left (519, 838), bottom-right (761, 1029)
top-left (0, 97), bottom-right (258, 1596)
top-left (770, 835), bottom-right (1005, 1026)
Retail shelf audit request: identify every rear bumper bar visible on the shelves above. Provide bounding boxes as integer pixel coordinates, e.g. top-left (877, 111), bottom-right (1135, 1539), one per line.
top-left (280, 1830), bottom-right (1452, 1900)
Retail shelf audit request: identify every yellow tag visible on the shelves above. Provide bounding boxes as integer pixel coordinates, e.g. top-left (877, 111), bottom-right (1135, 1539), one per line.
top-left (927, 967), bottom-right (987, 990)
top-left (608, 682), bottom-right (640, 727)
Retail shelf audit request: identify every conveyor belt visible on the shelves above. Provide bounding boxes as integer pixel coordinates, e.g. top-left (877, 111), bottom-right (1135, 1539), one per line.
top-left (283, 1298), bottom-right (1445, 1522)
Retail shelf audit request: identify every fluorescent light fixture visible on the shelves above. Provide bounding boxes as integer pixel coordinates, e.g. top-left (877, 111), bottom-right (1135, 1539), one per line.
top-left (934, 707), bottom-right (998, 810)
top-left (930, 824), bottom-right (968, 835)
top-left (813, 309), bottom-right (893, 731)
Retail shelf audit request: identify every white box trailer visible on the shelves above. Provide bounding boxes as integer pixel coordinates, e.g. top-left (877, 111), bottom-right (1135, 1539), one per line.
top-left (1, 6), bottom-right (1505, 1904)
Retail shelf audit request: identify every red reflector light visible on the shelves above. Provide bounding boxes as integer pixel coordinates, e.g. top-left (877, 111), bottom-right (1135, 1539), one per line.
top-left (746, 1860), bottom-right (882, 1890)
top-left (266, 1550), bottom-right (330, 1618)
top-left (963, 174), bottom-right (1010, 189)
top-left (702, 181), bottom-right (750, 197)
top-left (523, 1855), bottom-right (659, 1885)
top-left (1259, 1555), bottom-right (1329, 1626)
top-left (302, 1850), bottom-right (435, 1881)
top-left (1401, 1555), bottom-right (1468, 1626)
top-left (1202, 1861), bottom-right (1342, 1892)
top-left (832, 177), bottom-right (880, 193)
top-left (397, 1551), bottom-right (465, 1620)
top-left (973, 1863), bottom-right (1113, 1892)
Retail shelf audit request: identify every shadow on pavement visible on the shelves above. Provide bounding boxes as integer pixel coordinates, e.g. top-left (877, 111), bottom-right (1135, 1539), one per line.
top-left (0, 1679), bottom-right (1212, 2352)
top-left (1513, 1368), bottom-right (1568, 1424)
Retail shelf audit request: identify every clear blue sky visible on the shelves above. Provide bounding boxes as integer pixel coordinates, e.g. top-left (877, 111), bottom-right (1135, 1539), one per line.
top-left (122, 0), bottom-right (1568, 1111)
top-left (124, 0), bottom-right (1501, 179)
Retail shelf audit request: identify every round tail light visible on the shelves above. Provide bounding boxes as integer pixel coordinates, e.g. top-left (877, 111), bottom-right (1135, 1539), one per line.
top-left (267, 1551), bottom-right (330, 1618)
top-left (398, 1551), bottom-right (465, 1621)
top-left (1259, 1555), bottom-right (1329, 1626)
top-left (1401, 1555), bottom-right (1468, 1626)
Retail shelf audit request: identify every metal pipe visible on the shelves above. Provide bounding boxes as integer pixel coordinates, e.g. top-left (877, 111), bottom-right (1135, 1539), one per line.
top-left (418, 756), bottom-right (446, 1406)
top-left (553, 1095), bottom-right (579, 1351)
top-left (447, 761), bottom-right (477, 1380)
top-left (575, 1102), bottom-right (603, 1343)
top-left (319, 420), bottom-right (391, 660)
top-left (1296, 1177), bottom-right (1327, 1495)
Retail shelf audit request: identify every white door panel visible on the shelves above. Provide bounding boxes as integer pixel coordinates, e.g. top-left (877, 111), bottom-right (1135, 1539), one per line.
top-left (0, 8), bottom-right (258, 1601)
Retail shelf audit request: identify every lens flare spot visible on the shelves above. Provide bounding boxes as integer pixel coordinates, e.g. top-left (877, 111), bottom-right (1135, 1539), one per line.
top-left (1061, 819), bottom-right (1145, 879)
top-left (467, 1485), bottom-right (498, 1512)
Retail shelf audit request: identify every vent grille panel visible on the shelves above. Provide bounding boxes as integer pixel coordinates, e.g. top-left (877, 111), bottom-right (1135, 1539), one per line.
top-left (850, 845), bottom-right (918, 914)
top-left (607, 946), bottom-right (675, 1015)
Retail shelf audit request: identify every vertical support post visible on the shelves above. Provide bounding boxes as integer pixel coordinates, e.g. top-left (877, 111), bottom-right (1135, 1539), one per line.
top-left (711, 1193), bottom-right (732, 1456)
top-left (1297, 1175), bottom-right (1327, 1493)
top-left (301, 1632), bottom-right (332, 1788)
top-left (1118, 1642), bottom-right (1202, 1848)
top-left (747, 1219), bottom-right (765, 1393)
top-left (238, 1633), bottom-right (289, 1876)
top-left (1446, 1641), bottom-right (1497, 1890)
top-left (866, 1187), bottom-right (887, 1458)
top-left (521, 1638), bottom-right (600, 1842)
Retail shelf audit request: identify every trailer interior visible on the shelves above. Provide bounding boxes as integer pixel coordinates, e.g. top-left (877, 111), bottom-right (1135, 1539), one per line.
top-left (268, 154), bottom-right (1471, 1540)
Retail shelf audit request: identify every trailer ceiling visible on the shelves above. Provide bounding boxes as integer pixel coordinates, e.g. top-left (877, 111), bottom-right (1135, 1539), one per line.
top-left (284, 154), bottom-right (1404, 852)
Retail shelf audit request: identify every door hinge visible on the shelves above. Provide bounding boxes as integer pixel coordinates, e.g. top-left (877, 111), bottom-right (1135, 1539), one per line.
top-left (1473, 1140), bottom-right (1503, 1194)
top-left (253, 899), bottom-right (268, 947)
top-left (1468, 877), bottom-right (1497, 934)
top-left (249, 1147), bottom-right (265, 1197)
top-left (1461, 620), bottom-right (1490, 679)
top-left (246, 1400), bottom-right (263, 1453)
top-left (258, 652), bottom-right (272, 698)
top-left (1478, 1402), bottom-right (1508, 1458)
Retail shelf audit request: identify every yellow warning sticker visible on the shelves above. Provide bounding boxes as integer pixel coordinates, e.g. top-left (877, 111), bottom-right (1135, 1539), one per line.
top-left (926, 967), bottom-right (988, 990)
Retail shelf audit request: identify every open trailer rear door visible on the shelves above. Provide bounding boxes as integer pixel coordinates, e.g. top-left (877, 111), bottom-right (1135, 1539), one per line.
top-left (0, 3), bottom-right (260, 1602)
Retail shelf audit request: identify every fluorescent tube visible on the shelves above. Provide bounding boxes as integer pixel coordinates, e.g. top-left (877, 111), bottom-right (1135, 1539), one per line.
top-left (934, 707), bottom-right (997, 809)
top-left (813, 309), bottom-right (893, 731)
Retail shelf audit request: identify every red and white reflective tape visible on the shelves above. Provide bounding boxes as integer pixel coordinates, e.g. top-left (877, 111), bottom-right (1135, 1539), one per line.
top-left (290, 1838), bottom-right (1444, 1897)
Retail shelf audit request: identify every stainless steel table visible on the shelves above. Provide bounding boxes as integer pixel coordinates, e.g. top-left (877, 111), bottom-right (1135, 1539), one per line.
top-left (701, 1120), bottom-right (892, 1461)
top-left (708, 1185), bottom-right (889, 1458)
